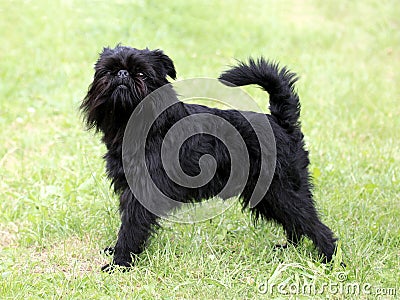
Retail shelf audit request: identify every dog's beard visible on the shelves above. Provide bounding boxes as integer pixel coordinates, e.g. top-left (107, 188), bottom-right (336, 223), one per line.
top-left (109, 77), bottom-right (148, 111)
top-left (96, 72), bottom-right (149, 111)
top-left (82, 74), bottom-right (149, 132)
top-left (111, 85), bottom-right (133, 111)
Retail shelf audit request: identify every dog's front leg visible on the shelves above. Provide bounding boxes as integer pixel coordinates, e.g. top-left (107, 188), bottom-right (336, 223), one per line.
top-left (102, 188), bottom-right (158, 272)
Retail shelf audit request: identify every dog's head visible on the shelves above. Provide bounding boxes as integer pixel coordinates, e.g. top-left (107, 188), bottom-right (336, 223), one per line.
top-left (81, 45), bottom-right (176, 133)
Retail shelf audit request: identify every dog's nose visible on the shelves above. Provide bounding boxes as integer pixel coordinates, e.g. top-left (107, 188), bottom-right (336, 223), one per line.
top-left (117, 70), bottom-right (129, 79)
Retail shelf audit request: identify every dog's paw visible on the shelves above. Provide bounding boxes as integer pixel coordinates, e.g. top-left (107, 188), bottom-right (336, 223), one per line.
top-left (273, 243), bottom-right (288, 250)
top-left (101, 263), bottom-right (114, 273)
top-left (101, 261), bottom-right (132, 273)
top-left (102, 247), bottom-right (115, 256)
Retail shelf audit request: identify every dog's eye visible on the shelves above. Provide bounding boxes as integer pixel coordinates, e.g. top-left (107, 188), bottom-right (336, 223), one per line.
top-left (137, 72), bottom-right (145, 77)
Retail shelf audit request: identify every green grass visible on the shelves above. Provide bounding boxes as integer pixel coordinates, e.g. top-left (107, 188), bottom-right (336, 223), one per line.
top-left (1, 0), bottom-right (399, 299)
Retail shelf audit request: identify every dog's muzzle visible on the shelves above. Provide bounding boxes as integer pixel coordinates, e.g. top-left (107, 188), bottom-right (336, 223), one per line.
top-left (117, 70), bottom-right (129, 79)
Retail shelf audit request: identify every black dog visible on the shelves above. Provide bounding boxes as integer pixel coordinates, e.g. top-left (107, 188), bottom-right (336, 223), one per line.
top-left (81, 45), bottom-right (336, 271)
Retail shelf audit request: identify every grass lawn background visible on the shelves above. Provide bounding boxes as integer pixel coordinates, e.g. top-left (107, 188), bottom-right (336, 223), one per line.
top-left (0, 0), bottom-right (399, 299)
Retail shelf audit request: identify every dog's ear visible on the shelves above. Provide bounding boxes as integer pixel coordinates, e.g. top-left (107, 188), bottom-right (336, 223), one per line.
top-left (152, 50), bottom-right (177, 79)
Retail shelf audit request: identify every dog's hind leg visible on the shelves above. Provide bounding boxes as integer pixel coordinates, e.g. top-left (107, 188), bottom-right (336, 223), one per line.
top-left (282, 224), bottom-right (302, 247)
top-left (251, 191), bottom-right (336, 262)
top-left (277, 192), bottom-right (337, 262)
top-left (102, 188), bottom-right (159, 272)
top-left (250, 197), bottom-right (302, 249)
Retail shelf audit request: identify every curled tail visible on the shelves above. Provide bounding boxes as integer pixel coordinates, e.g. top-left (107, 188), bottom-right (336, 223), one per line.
top-left (219, 57), bottom-right (301, 132)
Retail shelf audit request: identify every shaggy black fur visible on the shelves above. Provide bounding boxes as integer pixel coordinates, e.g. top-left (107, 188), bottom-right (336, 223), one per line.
top-left (80, 46), bottom-right (336, 272)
